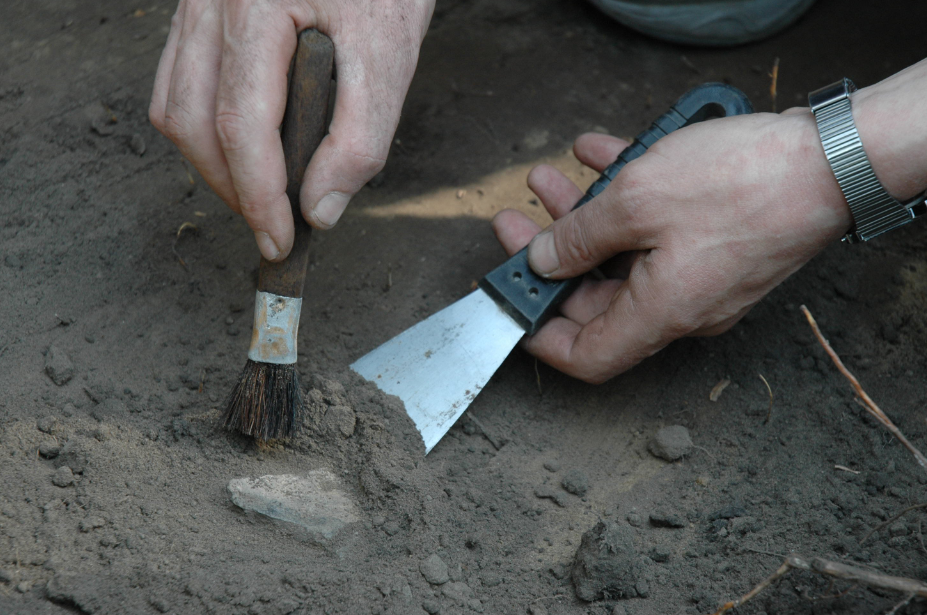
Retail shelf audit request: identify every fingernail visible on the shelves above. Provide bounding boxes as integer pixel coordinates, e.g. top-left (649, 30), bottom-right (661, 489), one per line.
top-left (528, 231), bottom-right (559, 276)
top-left (254, 231), bottom-right (281, 261)
top-left (309, 192), bottom-right (350, 229)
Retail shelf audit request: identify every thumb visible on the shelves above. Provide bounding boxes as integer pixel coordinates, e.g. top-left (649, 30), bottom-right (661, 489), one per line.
top-left (526, 191), bottom-right (640, 279)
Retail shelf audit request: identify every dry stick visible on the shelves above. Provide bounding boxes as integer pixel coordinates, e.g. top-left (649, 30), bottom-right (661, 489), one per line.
top-left (759, 373), bottom-right (773, 424)
top-left (861, 502), bottom-right (927, 545)
top-left (710, 555), bottom-right (927, 615)
top-left (769, 57), bottom-right (780, 113)
top-left (886, 594), bottom-right (915, 615)
top-left (800, 305), bottom-right (927, 472)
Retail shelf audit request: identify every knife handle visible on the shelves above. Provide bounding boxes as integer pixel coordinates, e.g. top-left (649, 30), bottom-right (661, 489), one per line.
top-left (257, 29), bottom-right (333, 299)
top-left (478, 83), bottom-right (754, 335)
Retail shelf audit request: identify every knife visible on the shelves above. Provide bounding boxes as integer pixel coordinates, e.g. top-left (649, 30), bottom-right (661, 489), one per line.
top-left (352, 83), bottom-right (754, 453)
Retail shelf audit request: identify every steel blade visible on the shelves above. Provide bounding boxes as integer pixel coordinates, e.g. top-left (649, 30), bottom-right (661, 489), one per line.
top-left (350, 289), bottom-right (525, 453)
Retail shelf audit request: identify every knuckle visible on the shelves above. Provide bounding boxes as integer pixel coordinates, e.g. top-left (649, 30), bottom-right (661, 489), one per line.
top-left (214, 109), bottom-right (251, 153)
top-left (160, 103), bottom-right (192, 141)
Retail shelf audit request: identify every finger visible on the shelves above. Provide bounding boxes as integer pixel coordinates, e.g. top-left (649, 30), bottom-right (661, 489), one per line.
top-left (524, 282), bottom-right (667, 383)
top-left (159, 2), bottom-right (240, 210)
top-left (573, 133), bottom-right (630, 172)
top-left (300, 35), bottom-right (410, 229)
top-left (558, 277), bottom-right (623, 326)
top-left (527, 164), bottom-right (584, 220)
top-left (215, 14), bottom-right (297, 261)
top-left (149, 0), bottom-right (185, 129)
top-left (491, 209), bottom-right (541, 256)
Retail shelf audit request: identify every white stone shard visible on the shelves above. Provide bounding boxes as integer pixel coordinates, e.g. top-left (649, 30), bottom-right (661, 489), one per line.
top-left (227, 471), bottom-right (357, 538)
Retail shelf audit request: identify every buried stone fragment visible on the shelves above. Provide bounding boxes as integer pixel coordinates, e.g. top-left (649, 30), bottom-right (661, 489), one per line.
top-left (227, 471), bottom-right (357, 539)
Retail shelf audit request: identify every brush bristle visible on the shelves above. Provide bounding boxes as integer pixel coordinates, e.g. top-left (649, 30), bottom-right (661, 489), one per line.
top-left (221, 360), bottom-right (303, 440)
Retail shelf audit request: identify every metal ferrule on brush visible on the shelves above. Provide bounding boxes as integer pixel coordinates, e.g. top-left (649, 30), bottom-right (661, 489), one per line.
top-left (248, 291), bottom-right (302, 364)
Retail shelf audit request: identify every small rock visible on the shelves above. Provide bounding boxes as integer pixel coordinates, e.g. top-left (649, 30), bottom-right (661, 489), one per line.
top-left (422, 599), bottom-right (441, 614)
top-left (38, 441), bottom-right (60, 459)
top-left (636, 579), bottom-right (650, 598)
top-left (571, 520), bottom-right (640, 602)
top-left (648, 425), bottom-right (693, 461)
top-left (227, 471), bottom-right (357, 539)
top-left (79, 516), bottom-right (105, 532)
top-left (129, 133), bottom-right (146, 156)
top-left (45, 345), bottom-right (74, 385)
top-left (649, 511), bottom-right (686, 528)
top-left (383, 521), bottom-right (400, 536)
top-left (36, 416), bottom-right (58, 434)
top-left (420, 554), bottom-right (450, 585)
top-left (527, 604), bottom-right (548, 615)
top-left (52, 466), bottom-right (75, 488)
top-left (543, 460), bottom-right (561, 472)
top-left (626, 512), bottom-right (643, 527)
top-left (0, 568), bottom-right (13, 583)
top-left (16, 581), bottom-right (30, 593)
top-left (561, 470), bottom-right (589, 497)
top-left (611, 606), bottom-right (628, 615)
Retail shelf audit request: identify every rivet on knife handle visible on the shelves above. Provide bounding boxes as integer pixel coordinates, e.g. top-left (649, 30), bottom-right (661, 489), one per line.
top-left (478, 83), bottom-right (754, 336)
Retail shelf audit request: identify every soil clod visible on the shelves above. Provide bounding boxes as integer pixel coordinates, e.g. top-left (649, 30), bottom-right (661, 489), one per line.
top-left (648, 425), bottom-right (693, 461)
top-left (571, 520), bottom-right (641, 602)
top-left (561, 469), bottom-right (589, 497)
top-left (420, 553), bottom-right (450, 585)
top-left (44, 345), bottom-right (74, 386)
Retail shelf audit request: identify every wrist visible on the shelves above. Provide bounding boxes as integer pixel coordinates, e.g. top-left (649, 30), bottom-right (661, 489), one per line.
top-left (850, 63), bottom-right (927, 201)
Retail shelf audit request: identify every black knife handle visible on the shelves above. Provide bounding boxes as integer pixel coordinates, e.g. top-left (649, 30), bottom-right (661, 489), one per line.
top-left (478, 83), bottom-right (754, 335)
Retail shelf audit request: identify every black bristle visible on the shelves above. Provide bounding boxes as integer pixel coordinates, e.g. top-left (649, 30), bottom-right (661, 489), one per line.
top-left (221, 360), bottom-right (304, 440)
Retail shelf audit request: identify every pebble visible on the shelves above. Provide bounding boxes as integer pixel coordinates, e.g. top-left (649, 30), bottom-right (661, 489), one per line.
top-left (648, 425), bottom-right (693, 461)
top-left (561, 470), bottom-right (589, 497)
top-left (626, 512), bottom-right (643, 527)
top-left (543, 460), bottom-right (561, 472)
top-left (650, 546), bottom-right (671, 563)
top-left (45, 345), bottom-right (74, 386)
top-left (383, 521), bottom-right (400, 536)
top-left (422, 599), bottom-right (441, 614)
top-left (227, 471), bottom-right (357, 539)
top-left (611, 606), bottom-right (627, 615)
top-left (38, 442), bottom-right (60, 459)
top-left (129, 133), bottom-right (146, 156)
top-left (16, 581), bottom-right (30, 593)
top-left (441, 581), bottom-right (474, 606)
top-left (649, 511), bottom-right (686, 528)
top-left (51, 466), bottom-right (74, 488)
top-left (0, 568), bottom-right (12, 583)
top-left (420, 554), bottom-right (450, 585)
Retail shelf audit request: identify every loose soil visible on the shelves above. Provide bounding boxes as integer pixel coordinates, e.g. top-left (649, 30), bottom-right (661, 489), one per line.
top-left (3, 1), bottom-right (927, 614)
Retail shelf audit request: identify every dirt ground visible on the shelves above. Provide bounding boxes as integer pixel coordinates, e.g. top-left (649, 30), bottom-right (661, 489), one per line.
top-left (4, 0), bottom-right (927, 613)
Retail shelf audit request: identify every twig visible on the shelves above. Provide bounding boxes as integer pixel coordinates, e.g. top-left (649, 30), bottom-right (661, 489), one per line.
top-left (534, 358), bottom-right (542, 395)
top-left (800, 305), bottom-right (927, 472)
top-left (680, 55), bottom-right (700, 74)
top-left (172, 221), bottom-right (198, 269)
top-left (759, 373), bottom-right (773, 424)
top-left (886, 594), bottom-right (915, 615)
top-left (467, 413), bottom-right (504, 451)
top-left (834, 465), bottom-right (860, 474)
top-left (769, 57), bottom-right (780, 113)
top-left (710, 555), bottom-right (927, 615)
top-left (861, 502), bottom-right (927, 545)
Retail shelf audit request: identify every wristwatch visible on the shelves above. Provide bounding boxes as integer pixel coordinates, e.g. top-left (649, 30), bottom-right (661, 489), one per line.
top-left (808, 78), bottom-right (925, 243)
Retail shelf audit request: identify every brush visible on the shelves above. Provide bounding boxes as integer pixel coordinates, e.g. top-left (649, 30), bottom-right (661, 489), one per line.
top-left (222, 29), bottom-right (333, 440)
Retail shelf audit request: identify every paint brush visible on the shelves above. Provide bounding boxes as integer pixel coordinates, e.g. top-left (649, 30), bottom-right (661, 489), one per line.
top-left (222, 29), bottom-right (333, 440)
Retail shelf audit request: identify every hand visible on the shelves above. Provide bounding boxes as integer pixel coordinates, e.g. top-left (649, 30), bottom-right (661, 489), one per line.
top-left (150, 0), bottom-right (435, 261)
top-left (492, 111), bottom-right (852, 383)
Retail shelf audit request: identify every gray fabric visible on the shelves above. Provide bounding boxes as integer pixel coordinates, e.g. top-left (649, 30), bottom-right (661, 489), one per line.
top-left (587, 0), bottom-right (817, 46)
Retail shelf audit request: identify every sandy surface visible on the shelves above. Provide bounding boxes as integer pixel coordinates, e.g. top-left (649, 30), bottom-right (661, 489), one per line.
top-left (3, 0), bottom-right (927, 613)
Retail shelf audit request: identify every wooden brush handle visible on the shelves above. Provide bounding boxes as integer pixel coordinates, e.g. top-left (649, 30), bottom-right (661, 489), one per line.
top-left (258, 29), bottom-right (334, 298)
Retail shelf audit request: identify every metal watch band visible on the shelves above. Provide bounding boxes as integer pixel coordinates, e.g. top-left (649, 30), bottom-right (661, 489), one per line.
top-left (809, 78), bottom-right (922, 242)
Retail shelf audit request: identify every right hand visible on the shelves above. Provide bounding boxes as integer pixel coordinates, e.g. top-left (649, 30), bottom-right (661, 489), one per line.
top-left (149, 0), bottom-right (435, 261)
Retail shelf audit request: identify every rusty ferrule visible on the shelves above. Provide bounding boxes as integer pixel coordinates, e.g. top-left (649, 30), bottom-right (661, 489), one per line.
top-left (248, 291), bottom-right (302, 364)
